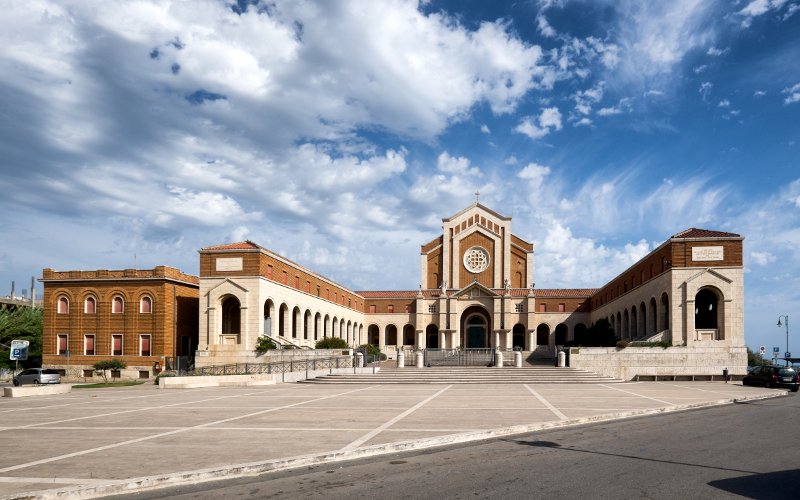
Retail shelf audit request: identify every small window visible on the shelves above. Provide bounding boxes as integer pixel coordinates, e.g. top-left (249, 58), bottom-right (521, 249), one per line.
top-left (112, 334), bottom-right (123, 356)
top-left (140, 296), bottom-right (152, 314)
top-left (369, 305), bottom-right (376, 313)
top-left (387, 305), bottom-right (394, 313)
top-left (428, 304), bottom-right (436, 313)
top-left (140, 335), bottom-right (151, 356)
top-left (57, 296), bottom-right (69, 314)
top-left (83, 369), bottom-right (94, 378)
top-left (282, 271), bottom-right (288, 284)
top-left (84, 334), bottom-right (95, 356)
top-left (539, 304), bottom-right (546, 312)
top-left (112, 296), bottom-right (124, 314)
top-left (139, 370), bottom-right (149, 379)
top-left (295, 276), bottom-right (300, 288)
top-left (266, 265), bottom-right (273, 278)
top-left (84, 297), bottom-right (96, 314)
top-left (57, 334), bottom-right (68, 355)
top-left (558, 303), bottom-right (565, 312)
top-left (515, 304), bottom-right (524, 313)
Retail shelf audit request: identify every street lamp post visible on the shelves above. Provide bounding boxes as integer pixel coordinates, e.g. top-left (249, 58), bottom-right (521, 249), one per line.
top-left (777, 314), bottom-right (789, 366)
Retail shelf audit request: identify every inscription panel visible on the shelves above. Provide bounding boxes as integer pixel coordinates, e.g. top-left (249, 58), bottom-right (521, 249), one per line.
top-left (216, 257), bottom-right (244, 271)
top-left (692, 246), bottom-right (724, 262)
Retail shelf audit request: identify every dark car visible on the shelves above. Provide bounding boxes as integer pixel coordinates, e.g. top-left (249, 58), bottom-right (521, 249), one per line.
top-left (742, 365), bottom-right (799, 392)
top-left (12, 368), bottom-right (61, 386)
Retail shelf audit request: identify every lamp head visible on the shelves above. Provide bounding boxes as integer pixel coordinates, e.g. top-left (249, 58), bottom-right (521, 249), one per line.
top-left (777, 319), bottom-right (783, 327)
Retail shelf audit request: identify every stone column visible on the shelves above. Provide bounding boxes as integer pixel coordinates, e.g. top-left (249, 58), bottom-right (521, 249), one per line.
top-left (397, 350), bottom-right (405, 368)
top-left (416, 351), bottom-right (424, 368)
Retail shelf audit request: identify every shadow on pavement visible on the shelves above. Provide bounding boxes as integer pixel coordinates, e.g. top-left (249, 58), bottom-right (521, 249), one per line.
top-left (708, 469), bottom-right (800, 499)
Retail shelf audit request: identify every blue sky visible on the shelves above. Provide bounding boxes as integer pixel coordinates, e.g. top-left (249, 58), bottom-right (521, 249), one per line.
top-left (1, 0), bottom-right (799, 354)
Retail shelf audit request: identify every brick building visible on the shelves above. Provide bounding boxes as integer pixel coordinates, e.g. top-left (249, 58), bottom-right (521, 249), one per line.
top-left (41, 266), bottom-right (199, 379)
top-left (40, 202), bottom-right (747, 378)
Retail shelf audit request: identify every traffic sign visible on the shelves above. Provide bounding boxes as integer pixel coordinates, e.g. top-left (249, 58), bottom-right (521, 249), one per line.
top-left (786, 352), bottom-right (792, 358)
top-left (759, 345), bottom-right (766, 354)
top-left (9, 340), bottom-right (29, 361)
top-left (773, 347), bottom-right (781, 354)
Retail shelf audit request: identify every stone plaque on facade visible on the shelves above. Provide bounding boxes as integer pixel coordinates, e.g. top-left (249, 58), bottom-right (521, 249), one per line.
top-left (216, 257), bottom-right (243, 271)
top-left (691, 246), bottom-right (724, 262)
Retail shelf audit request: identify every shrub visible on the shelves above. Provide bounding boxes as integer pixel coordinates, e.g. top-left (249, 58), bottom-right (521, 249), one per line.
top-left (315, 337), bottom-right (349, 349)
top-left (255, 336), bottom-right (277, 352)
top-left (93, 359), bottom-right (127, 382)
top-left (356, 344), bottom-right (387, 362)
top-left (153, 372), bottom-right (177, 385)
top-left (615, 340), bottom-right (629, 349)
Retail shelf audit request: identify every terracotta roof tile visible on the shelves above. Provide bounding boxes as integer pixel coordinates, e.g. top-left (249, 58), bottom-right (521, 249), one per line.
top-left (672, 228), bottom-right (741, 239)
top-left (202, 240), bottom-right (261, 251)
top-left (533, 288), bottom-right (597, 298)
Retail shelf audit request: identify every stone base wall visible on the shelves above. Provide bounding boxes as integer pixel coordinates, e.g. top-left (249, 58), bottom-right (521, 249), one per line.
top-left (44, 364), bottom-right (161, 382)
top-left (569, 346), bottom-right (748, 380)
top-left (194, 346), bottom-right (353, 368)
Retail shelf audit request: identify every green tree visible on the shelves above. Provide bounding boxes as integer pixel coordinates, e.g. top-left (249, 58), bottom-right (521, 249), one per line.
top-left (93, 359), bottom-right (127, 383)
top-left (747, 347), bottom-right (768, 367)
top-left (315, 337), bottom-right (349, 349)
top-left (255, 336), bottom-right (277, 352)
top-left (0, 305), bottom-right (43, 370)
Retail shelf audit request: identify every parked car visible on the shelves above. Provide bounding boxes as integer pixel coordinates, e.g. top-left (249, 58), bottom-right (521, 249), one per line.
top-left (742, 365), bottom-right (799, 392)
top-left (12, 368), bottom-right (61, 386)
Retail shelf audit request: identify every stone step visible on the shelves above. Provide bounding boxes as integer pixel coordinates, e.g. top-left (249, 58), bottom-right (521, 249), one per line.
top-left (301, 366), bottom-right (623, 384)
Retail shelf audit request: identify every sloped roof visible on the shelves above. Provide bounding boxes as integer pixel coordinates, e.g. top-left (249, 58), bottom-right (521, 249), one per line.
top-left (357, 288), bottom-right (596, 299)
top-left (533, 288), bottom-right (597, 298)
top-left (672, 228), bottom-right (741, 239)
top-left (201, 241), bottom-right (261, 251)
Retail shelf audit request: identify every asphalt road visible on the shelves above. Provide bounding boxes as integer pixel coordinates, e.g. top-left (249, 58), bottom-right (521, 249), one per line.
top-left (117, 394), bottom-right (800, 500)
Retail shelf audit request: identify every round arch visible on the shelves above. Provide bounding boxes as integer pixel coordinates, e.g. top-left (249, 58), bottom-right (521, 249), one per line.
top-left (512, 323), bottom-right (526, 350)
top-left (461, 305), bottom-right (491, 348)
top-left (536, 323), bottom-right (550, 347)
top-left (554, 323), bottom-right (568, 345)
top-left (403, 324), bottom-right (415, 346)
top-left (426, 324), bottom-right (439, 348)
top-left (695, 287), bottom-right (721, 331)
top-left (368, 324), bottom-right (379, 345)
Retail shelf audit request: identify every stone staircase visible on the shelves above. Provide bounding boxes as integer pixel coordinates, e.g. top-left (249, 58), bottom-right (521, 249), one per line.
top-left (300, 366), bottom-right (623, 384)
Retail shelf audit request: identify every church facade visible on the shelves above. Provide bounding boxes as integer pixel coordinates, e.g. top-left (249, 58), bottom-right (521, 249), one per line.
top-left (41, 202), bottom-right (747, 378)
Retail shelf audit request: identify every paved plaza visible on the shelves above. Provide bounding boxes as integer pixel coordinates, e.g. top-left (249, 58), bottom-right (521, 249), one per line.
top-left (0, 381), bottom-right (784, 499)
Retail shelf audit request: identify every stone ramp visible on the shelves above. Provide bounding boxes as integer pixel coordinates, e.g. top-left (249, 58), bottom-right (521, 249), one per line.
top-left (300, 366), bottom-right (623, 384)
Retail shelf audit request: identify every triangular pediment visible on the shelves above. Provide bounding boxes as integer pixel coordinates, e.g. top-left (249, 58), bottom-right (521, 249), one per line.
top-left (685, 268), bottom-right (733, 285)
top-left (205, 277), bottom-right (249, 296)
top-left (453, 280), bottom-right (497, 299)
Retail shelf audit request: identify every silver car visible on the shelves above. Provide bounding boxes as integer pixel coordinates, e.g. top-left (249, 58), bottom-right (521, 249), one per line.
top-left (12, 368), bottom-right (61, 386)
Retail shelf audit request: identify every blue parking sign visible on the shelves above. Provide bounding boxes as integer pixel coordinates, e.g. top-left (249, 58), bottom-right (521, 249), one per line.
top-left (9, 340), bottom-right (29, 361)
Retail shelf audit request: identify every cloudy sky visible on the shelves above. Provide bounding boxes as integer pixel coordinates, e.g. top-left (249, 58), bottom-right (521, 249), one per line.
top-left (1, 0), bottom-right (799, 353)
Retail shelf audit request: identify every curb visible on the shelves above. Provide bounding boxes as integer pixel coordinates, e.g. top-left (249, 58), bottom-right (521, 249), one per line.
top-left (4, 391), bottom-right (786, 500)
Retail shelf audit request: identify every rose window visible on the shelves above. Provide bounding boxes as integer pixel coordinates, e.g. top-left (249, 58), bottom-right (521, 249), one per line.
top-left (463, 246), bottom-right (489, 273)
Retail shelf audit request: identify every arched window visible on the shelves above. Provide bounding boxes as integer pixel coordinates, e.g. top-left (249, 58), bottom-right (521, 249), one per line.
top-left (112, 295), bottom-right (124, 314)
top-left (221, 296), bottom-right (241, 335)
top-left (368, 324), bottom-right (380, 345)
top-left (426, 324), bottom-right (439, 348)
top-left (386, 325), bottom-right (398, 346)
top-left (512, 323), bottom-right (526, 349)
top-left (536, 323), bottom-right (550, 347)
top-left (661, 293), bottom-right (670, 330)
top-left (695, 288), bottom-right (719, 329)
top-left (84, 296), bottom-right (96, 314)
top-left (57, 296), bottom-right (69, 314)
top-left (140, 296), bottom-right (153, 314)
top-left (403, 324), bottom-right (415, 346)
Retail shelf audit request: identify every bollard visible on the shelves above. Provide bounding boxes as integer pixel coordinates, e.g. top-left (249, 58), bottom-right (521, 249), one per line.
top-left (416, 351), bottom-right (424, 368)
top-left (557, 350), bottom-right (566, 367)
top-left (495, 350), bottom-right (504, 368)
top-left (355, 352), bottom-right (364, 368)
top-left (397, 351), bottom-right (405, 368)
top-left (514, 351), bottom-right (522, 368)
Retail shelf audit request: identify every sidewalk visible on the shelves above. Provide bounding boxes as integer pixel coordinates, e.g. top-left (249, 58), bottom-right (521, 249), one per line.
top-left (0, 381), bottom-right (785, 499)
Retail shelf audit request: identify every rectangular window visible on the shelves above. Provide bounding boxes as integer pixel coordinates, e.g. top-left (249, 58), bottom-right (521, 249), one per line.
top-left (387, 305), bottom-right (394, 313)
top-left (267, 265), bottom-right (273, 278)
top-left (428, 304), bottom-right (436, 313)
top-left (140, 335), bottom-right (151, 356)
top-left (539, 304), bottom-right (546, 313)
top-left (57, 334), bottom-right (68, 355)
top-left (515, 304), bottom-right (524, 313)
top-left (558, 303), bottom-right (565, 312)
top-left (369, 305), bottom-right (376, 313)
top-left (295, 276), bottom-right (300, 288)
top-left (404, 304), bottom-right (410, 312)
top-left (282, 271), bottom-right (288, 284)
top-left (84, 334), bottom-right (95, 356)
top-left (112, 334), bottom-right (123, 356)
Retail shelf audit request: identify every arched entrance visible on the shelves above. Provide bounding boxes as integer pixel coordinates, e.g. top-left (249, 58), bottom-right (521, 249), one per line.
top-left (512, 323), bottom-right (525, 349)
top-left (426, 324), bottom-right (439, 348)
top-left (461, 306), bottom-right (491, 348)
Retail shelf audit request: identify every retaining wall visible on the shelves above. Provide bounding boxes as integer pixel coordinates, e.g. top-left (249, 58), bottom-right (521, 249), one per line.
top-left (569, 346), bottom-right (748, 380)
top-left (159, 366), bottom-right (379, 389)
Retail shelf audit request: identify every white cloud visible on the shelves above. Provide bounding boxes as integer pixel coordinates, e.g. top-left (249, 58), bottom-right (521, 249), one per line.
top-left (480, 124), bottom-right (491, 134)
top-left (783, 83), bottom-right (800, 104)
top-left (751, 251), bottom-right (776, 265)
top-left (738, 0), bottom-right (791, 27)
top-left (436, 151), bottom-right (480, 176)
top-left (597, 97), bottom-right (632, 116)
top-left (706, 46), bottom-right (729, 56)
top-left (754, 90), bottom-right (767, 97)
top-left (515, 107), bottom-right (563, 139)
top-left (693, 64), bottom-right (708, 74)
top-left (718, 99), bottom-right (731, 108)
top-left (536, 14), bottom-right (557, 38)
top-left (699, 81), bottom-right (713, 99)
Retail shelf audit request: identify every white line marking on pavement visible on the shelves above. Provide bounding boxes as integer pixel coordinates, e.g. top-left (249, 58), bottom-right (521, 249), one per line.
top-left (524, 385), bottom-right (568, 420)
top-left (0, 386), bottom-right (375, 474)
top-left (340, 385), bottom-right (452, 451)
top-left (599, 384), bottom-right (674, 405)
top-left (0, 476), bottom-right (111, 485)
